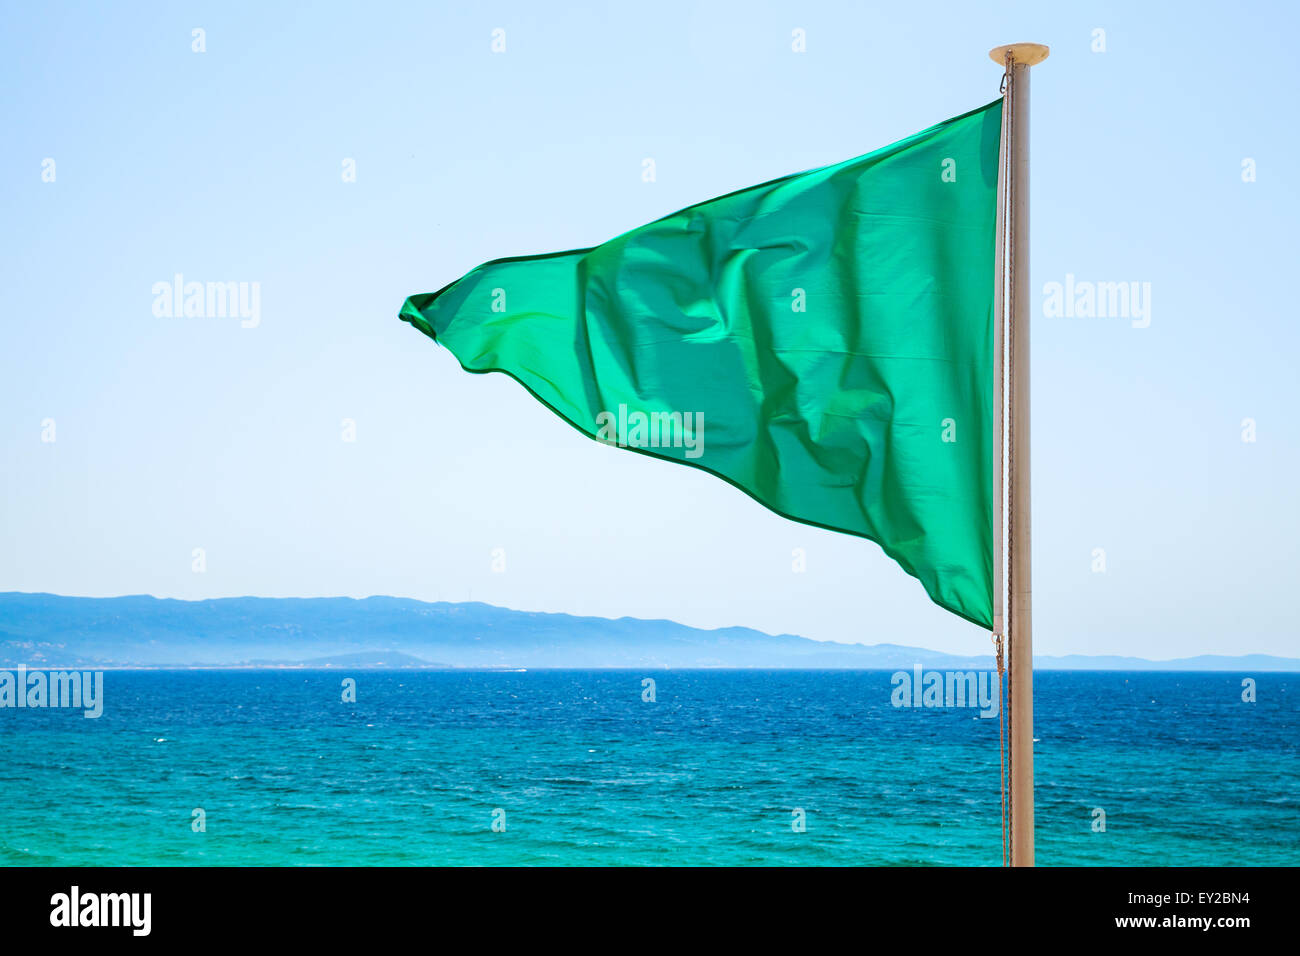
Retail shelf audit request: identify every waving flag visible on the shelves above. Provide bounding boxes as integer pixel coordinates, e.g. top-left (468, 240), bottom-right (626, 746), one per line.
top-left (400, 100), bottom-right (1002, 628)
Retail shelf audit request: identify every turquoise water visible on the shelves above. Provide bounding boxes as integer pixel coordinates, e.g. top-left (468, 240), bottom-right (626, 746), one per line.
top-left (1, 670), bottom-right (1295, 866)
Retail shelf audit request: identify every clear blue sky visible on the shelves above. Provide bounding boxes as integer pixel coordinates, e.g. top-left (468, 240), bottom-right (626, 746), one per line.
top-left (2, 1), bottom-right (1296, 659)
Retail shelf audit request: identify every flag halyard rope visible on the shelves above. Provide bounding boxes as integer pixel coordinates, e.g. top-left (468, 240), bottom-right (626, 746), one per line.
top-left (997, 51), bottom-right (1016, 869)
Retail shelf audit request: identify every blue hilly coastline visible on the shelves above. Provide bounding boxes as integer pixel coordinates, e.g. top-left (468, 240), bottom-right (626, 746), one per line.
top-left (0, 592), bottom-right (1296, 671)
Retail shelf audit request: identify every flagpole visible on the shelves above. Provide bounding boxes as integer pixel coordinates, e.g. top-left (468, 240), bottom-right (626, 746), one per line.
top-left (990, 41), bottom-right (1048, 867)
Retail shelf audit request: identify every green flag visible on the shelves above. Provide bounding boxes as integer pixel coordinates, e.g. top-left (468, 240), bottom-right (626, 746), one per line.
top-left (400, 101), bottom-right (1002, 628)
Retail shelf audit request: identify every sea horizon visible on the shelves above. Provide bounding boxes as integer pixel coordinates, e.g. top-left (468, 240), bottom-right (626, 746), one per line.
top-left (4, 664), bottom-right (1299, 673)
top-left (4, 592), bottom-right (1295, 672)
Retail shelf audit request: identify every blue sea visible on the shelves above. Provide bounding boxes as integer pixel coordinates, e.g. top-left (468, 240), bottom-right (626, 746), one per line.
top-left (1, 670), bottom-right (1295, 866)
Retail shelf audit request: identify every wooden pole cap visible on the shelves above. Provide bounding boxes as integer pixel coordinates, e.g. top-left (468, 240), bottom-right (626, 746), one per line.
top-left (988, 43), bottom-right (1050, 66)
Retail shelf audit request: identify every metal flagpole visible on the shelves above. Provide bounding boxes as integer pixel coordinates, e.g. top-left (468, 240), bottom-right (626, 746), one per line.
top-left (990, 41), bottom-right (1048, 867)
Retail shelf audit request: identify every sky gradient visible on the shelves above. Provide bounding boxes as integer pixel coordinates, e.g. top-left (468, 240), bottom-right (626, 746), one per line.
top-left (2, 1), bottom-right (1296, 658)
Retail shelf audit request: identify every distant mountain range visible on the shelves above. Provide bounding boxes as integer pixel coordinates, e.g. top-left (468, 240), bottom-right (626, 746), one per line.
top-left (0, 593), bottom-right (1295, 671)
